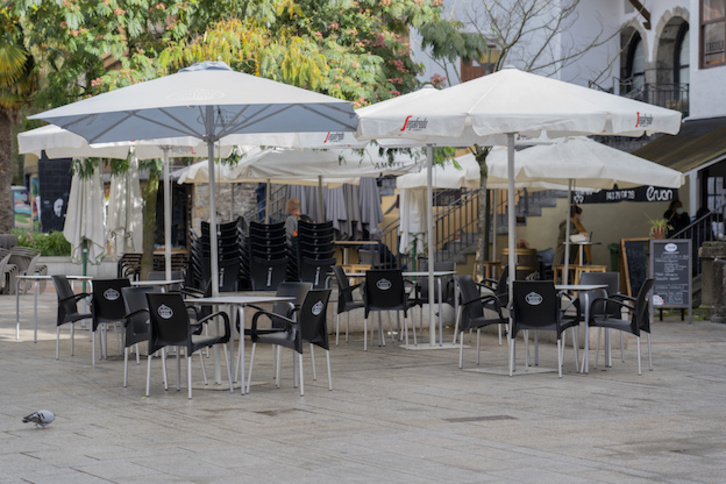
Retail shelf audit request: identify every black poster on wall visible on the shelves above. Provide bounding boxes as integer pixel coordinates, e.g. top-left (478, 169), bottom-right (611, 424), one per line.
top-left (38, 156), bottom-right (73, 233)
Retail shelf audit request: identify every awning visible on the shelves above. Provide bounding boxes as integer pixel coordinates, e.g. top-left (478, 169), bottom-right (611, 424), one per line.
top-left (633, 116), bottom-right (726, 173)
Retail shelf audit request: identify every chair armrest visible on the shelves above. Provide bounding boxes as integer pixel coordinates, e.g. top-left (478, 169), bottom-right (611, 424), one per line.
top-left (59, 292), bottom-right (91, 304)
top-left (461, 294), bottom-right (505, 316)
top-left (123, 308), bottom-right (149, 322)
top-left (589, 297), bottom-right (633, 320)
top-left (250, 307), bottom-right (297, 336)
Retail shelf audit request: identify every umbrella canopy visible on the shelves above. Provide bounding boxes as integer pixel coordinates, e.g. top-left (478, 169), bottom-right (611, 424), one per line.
top-left (63, 165), bottom-right (106, 268)
top-left (175, 159), bottom-right (234, 184)
top-left (484, 137), bottom-right (685, 190)
top-left (355, 67), bottom-right (682, 346)
top-left (30, 61), bottom-right (357, 296)
top-left (397, 152), bottom-right (480, 190)
top-left (229, 143), bottom-right (421, 185)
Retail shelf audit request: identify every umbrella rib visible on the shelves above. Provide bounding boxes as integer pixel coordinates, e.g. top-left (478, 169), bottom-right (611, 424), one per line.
top-left (134, 108), bottom-right (206, 139)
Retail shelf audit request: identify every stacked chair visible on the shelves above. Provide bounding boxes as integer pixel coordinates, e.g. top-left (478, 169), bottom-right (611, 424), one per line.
top-left (188, 217), bottom-right (244, 292)
top-left (295, 220), bottom-right (336, 289)
top-left (244, 221), bottom-right (288, 291)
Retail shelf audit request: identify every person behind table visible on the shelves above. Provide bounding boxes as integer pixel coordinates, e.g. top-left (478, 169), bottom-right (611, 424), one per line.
top-left (555, 204), bottom-right (590, 264)
top-left (663, 199), bottom-right (690, 237)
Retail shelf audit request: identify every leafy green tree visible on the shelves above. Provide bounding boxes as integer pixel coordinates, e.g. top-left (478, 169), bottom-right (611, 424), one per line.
top-left (0, 6), bottom-right (38, 233)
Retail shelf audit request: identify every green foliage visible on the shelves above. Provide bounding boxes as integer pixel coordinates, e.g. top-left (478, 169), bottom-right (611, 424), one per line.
top-left (12, 229), bottom-right (71, 256)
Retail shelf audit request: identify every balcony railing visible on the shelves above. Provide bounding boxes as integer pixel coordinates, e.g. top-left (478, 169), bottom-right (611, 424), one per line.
top-left (618, 80), bottom-right (690, 117)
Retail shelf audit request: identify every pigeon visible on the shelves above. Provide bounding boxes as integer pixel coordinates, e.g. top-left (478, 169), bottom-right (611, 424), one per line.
top-left (22, 410), bottom-right (55, 429)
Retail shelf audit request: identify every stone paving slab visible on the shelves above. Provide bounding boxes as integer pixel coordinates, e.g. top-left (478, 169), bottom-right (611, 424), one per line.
top-left (2, 291), bottom-right (726, 483)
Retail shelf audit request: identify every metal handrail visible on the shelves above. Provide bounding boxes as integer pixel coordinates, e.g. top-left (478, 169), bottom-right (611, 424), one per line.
top-left (669, 206), bottom-right (725, 277)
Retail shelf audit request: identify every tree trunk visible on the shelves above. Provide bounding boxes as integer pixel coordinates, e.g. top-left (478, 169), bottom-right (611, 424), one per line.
top-left (475, 177), bottom-right (488, 280)
top-left (140, 168), bottom-right (159, 280)
top-left (0, 113), bottom-right (13, 233)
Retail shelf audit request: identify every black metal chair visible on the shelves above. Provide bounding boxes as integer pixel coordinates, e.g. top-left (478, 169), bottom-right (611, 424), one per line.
top-left (510, 280), bottom-right (581, 377)
top-left (578, 271), bottom-right (624, 369)
top-left (247, 289), bottom-right (332, 396)
top-left (472, 265), bottom-right (510, 345)
top-left (588, 278), bottom-right (655, 375)
top-left (234, 281), bottom-right (311, 382)
top-left (145, 292), bottom-right (233, 399)
top-left (121, 286), bottom-right (153, 387)
top-left (332, 265), bottom-right (365, 345)
top-left (51, 275), bottom-right (92, 360)
top-left (455, 275), bottom-right (508, 369)
top-left (91, 278), bottom-right (132, 367)
top-left (363, 269), bottom-right (415, 351)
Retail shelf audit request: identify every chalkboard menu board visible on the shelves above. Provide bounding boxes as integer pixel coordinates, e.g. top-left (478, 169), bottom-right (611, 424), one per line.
top-left (649, 239), bottom-right (692, 309)
top-left (620, 238), bottom-right (650, 296)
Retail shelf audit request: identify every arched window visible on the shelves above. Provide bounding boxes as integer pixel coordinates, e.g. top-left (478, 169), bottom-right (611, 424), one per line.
top-left (675, 24), bottom-right (690, 85)
top-left (625, 33), bottom-right (645, 94)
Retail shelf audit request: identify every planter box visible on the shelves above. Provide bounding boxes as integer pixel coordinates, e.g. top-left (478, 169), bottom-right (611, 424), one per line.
top-left (39, 256), bottom-right (117, 279)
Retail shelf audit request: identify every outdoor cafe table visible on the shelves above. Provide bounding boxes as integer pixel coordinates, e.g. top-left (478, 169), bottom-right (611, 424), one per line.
top-left (336, 270), bottom-right (457, 348)
top-left (15, 274), bottom-right (93, 342)
top-left (184, 294), bottom-right (295, 395)
top-left (555, 283), bottom-right (608, 373)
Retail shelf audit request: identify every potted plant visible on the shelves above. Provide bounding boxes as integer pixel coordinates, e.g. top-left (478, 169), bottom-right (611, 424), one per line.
top-left (648, 217), bottom-right (672, 239)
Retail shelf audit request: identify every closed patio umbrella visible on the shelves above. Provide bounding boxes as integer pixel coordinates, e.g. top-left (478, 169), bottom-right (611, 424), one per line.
top-left (63, 165), bottom-right (106, 271)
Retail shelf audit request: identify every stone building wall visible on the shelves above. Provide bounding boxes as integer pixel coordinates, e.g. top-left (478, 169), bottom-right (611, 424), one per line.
top-left (191, 182), bottom-right (259, 233)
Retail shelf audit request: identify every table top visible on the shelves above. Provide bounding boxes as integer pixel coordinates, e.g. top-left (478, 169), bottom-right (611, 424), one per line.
top-left (336, 270), bottom-right (456, 278)
top-left (18, 274), bottom-right (93, 281)
top-left (334, 240), bottom-right (377, 246)
top-left (185, 295), bottom-right (295, 305)
top-left (555, 284), bottom-right (608, 291)
top-left (131, 279), bottom-right (184, 286)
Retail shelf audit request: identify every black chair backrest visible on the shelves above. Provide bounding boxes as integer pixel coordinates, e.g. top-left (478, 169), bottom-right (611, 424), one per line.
top-left (417, 261), bottom-right (455, 300)
top-left (267, 282), bottom-right (312, 329)
top-left (580, 271), bottom-right (620, 318)
top-left (299, 289), bottom-right (332, 350)
top-left (457, 276), bottom-right (485, 321)
top-left (145, 292), bottom-right (191, 354)
top-left (512, 280), bottom-right (559, 337)
top-left (299, 256), bottom-right (336, 289)
top-left (121, 286), bottom-right (153, 347)
top-left (91, 278), bottom-right (132, 329)
top-left (250, 256), bottom-right (288, 291)
top-left (633, 278), bottom-right (654, 335)
top-left (364, 269), bottom-right (407, 312)
top-left (52, 275), bottom-right (84, 325)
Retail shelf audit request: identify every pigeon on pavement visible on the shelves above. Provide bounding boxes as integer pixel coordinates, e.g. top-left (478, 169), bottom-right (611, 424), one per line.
top-left (22, 410), bottom-right (55, 429)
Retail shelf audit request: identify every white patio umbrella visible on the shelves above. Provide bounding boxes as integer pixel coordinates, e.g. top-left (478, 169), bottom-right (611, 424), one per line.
top-left (63, 164), bottom-right (106, 271)
top-left (106, 155), bottom-right (142, 257)
top-left (356, 67), bottom-right (682, 347)
top-left (485, 137), bottom-right (686, 281)
top-left (18, 125), bottom-right (234, 278)
top-left (30, 61), bottom-right (357, 296)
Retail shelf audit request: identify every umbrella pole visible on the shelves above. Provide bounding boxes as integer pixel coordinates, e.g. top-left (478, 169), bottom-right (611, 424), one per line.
top-left (206, 108), bottom-right (223, 386)
top-left (564, 180), bottom-right (572, 285)
top-left (163, 147), bottom-right (172, 280)
top-left (492, 189), bottom-right (498, 264)
top-left (206, 107), bottom-right (220, 297)
top-left (318, 176), bottom-right (325, 221)
top-left (426, 144), bottom-right (436, 346)
top-left (265, 179), bottom-right (271, 224)
top-left (506, 134), bottom-right (516, 311)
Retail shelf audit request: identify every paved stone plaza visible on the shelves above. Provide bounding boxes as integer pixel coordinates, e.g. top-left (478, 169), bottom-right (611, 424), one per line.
top-left (2, 290), bottom-right (726, 483)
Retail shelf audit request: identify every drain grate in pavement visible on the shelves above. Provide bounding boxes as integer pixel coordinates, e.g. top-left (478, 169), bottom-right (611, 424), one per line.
top-left (443, 415), bottom-right (517, 423)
